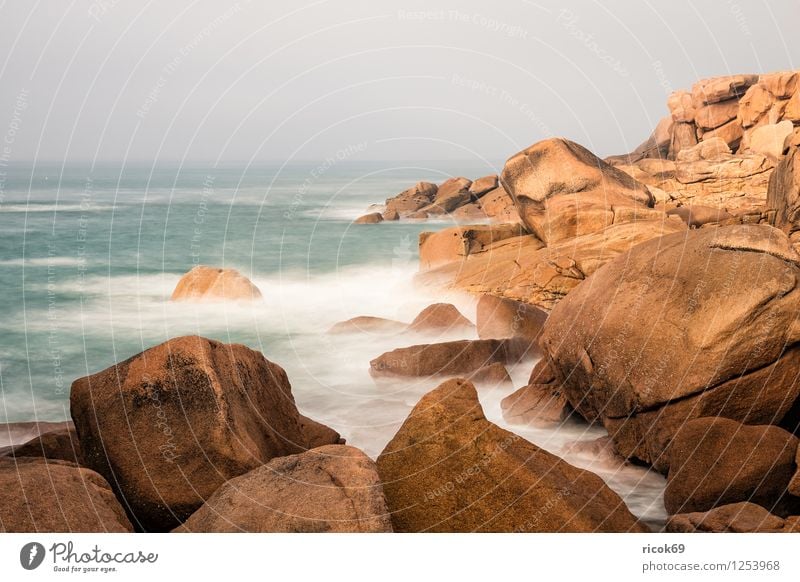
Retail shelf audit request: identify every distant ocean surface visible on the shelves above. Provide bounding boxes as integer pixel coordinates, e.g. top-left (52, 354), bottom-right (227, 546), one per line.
top-left (0, 160), bottom-right (667, 525)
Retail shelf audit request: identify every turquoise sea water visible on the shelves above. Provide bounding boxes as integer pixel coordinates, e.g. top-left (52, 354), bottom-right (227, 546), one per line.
top-left (0, 161), bottom-right (667, 524)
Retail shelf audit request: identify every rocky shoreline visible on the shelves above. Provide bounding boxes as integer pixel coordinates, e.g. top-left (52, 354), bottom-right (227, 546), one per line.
top-left (4, 70), bottom-right (800, 533)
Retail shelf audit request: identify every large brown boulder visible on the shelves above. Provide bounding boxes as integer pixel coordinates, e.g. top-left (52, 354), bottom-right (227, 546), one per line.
top-left (369, 339), bottom-right (521, 379)
top-left (70, 336), bottom-right (340, 531)
top-left (501, 138), bottom-right (654, 244)
top-left (407, 303), bottom-right (474, 333)
top-left (376, 378), bottom-right (647, 532)
top-left (177, 445), bottom-right (391, 533)
top-left (767, 141), bottom-right (800, 236)
top-left (664, 417), bottom-right (798, 515)
top-left (171, 265), bottom-right (262, 301)
top-left (418, 224), bottom-right (526, 270)
top-left (540, 224), bottom-right (800, 470)
top-left (418, 219), bottom-right (685, 311)
top-left (383, 181), bottom-right (438, 217)
top-left (0, 458), bottom-right (133, 532)
top-left (667, 502), bottom-right (787, 533)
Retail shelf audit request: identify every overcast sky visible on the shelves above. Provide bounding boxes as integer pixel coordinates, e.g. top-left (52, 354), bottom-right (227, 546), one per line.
top-left (0, 0), bottom-right (797, 165)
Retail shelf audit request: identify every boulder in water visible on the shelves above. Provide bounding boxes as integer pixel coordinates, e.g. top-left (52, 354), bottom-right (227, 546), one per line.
top-left (171, 265), bottom-right (262, 302)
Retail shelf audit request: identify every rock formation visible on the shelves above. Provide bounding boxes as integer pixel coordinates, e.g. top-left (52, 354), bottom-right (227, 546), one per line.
top-left (376, 378), bottom-right (648, 532)
top-left (70, 335), bottom-right (340, 531)
top-left (177, 445), bottom-right (392, 533)
top-left (501, 138), bottom-right (655, 244)
top-left (539, 224), bottom-right (800, 471)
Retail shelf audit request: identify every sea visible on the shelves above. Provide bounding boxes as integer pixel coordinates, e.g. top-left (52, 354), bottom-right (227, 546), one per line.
top-left (0, 160), bottom-right (667, 526)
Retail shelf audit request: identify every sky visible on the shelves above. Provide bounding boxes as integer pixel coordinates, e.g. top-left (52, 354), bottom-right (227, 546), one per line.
top-left (0, 0), bottom-right (797, 165)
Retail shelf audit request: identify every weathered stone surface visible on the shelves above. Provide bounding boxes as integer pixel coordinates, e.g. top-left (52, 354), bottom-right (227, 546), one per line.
top-left (667, 502), bottom-right (787, 533)
top-left (354, 212), bottom-right (384, 224)
top-left (501, 138), bottom-right (654, 244)
top-left (328, 316), bottom-right (408, 335)
top-left (664, 417), bottom-right (798, 514)
top-left (540, 225), bottom-right (800, 471)
top-left (376, 379), bottom-right (647, 532)
top-left (177, 445), bottom-right (391, 533)
top-left (70, 336), bottom-right (338, 531)
top-left (418, 219), bottom-right (685, 311)
top-left (419, 224), bottom-right (527, 270)
top-left (171, 265), bottom-right (262, 302)
top-left (0, 458), bottom-right (133, 532)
